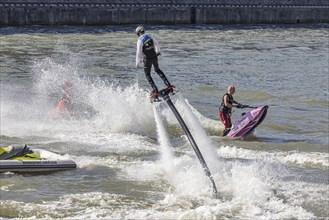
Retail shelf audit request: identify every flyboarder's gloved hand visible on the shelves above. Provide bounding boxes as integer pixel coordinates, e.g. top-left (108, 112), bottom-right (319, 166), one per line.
top-left (156, 52), bottom-right (161, 56)
top-left (236, 104), bottom-right (243, 109)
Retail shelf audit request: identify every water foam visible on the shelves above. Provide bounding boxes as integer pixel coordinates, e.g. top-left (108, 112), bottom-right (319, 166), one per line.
top-left (219, 145), bottom-right (329, 169)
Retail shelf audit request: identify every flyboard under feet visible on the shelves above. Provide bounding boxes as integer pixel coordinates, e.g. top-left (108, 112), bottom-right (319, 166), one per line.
top-left (151, 86), bottom-right (218, 198)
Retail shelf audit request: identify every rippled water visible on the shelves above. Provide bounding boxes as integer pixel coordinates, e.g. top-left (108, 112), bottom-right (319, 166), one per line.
top-left (0, 24), bottom-right (328, 219)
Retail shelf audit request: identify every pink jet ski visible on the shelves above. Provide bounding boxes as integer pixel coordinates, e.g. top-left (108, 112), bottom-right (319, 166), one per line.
top-left (227, 105), bottom-right (268, 138)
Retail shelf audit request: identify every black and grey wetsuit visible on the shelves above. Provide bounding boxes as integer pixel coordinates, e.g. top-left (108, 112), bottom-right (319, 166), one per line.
top-left (219, 93), bottom-right (234, 114)
top-left (136, 34), bottom-right (171, 92)
top-left (140, 35), bottom-right (157, 59)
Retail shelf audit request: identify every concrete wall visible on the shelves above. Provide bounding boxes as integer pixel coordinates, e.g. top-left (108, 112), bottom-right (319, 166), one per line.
top-left (0, 0), bottom-right (328, 25)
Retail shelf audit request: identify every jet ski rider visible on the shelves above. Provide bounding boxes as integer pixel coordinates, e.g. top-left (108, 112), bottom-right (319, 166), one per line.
top-left (48, 81), bottom-right (73, 119)
top-left (135, 26), bottom-right (173, 96)
top-left (219, 85), bottom-right (242, 136)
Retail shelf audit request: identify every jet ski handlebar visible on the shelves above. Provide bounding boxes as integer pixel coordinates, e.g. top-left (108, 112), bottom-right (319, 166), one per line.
top-left (237, 104), bottom-right (258, 109)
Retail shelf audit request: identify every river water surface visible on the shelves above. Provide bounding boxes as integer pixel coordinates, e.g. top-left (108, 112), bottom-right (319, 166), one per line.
top-left (0, 24), bottom-right (328, 219)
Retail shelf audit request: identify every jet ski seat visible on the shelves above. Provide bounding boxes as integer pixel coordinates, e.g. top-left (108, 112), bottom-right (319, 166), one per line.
top-left (0, 145), bottom-right (40, 160)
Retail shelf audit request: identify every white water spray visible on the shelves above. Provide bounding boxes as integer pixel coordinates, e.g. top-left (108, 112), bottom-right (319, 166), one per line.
top-left (175, 93), bottom-right (220, 171)
top-left (152, 104), bottom-right (174, 165)
top-left (152, 102), bottom-right (216, 197)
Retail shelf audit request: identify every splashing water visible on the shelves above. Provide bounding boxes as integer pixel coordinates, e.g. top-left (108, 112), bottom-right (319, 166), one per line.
top-left (153, 104), bottom-right (174, 165)
top-left (152, 94), bottom-right (219, 197)
top-left (175, 93), bottom-right (221, 173)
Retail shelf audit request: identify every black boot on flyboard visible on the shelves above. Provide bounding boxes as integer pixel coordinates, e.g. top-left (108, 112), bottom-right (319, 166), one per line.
top-left (150, 85), bottom-right (176, 103)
